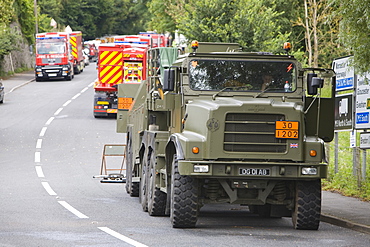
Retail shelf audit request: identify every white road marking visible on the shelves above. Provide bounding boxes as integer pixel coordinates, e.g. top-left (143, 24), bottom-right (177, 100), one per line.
top-left (98, 227), bottom-right (148, 247)
top-left (45, 117), bottom-right (54, 125)
top-left (72, 93), bottom-right (81, 99)
top-left (35, 166), bottom-right (45, 177)
top-left (41, 182), bottom-right (57, 195)
top-left (63, 100), bottom-right (72, 107)
top-left (88, 82), bottom-right (95, 87)
top-left (36, 139), bottom-right (42, 149)
top-left (58, 201), bottom-right (89, 219)
top-left (81, 87), bottom-right (89, 93)
top-left (39, 127), bottom-right (47, 137)
top-left (35, 152), bottom-right (41, 163)
top-left (54, 107), bottom-right (63, 116)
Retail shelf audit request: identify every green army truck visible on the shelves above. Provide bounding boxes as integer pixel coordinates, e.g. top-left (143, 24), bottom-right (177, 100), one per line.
top-left (116, 42), bottom-right (335, 230)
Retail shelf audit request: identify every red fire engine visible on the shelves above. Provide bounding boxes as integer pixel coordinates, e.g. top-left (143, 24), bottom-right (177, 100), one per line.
top-left (35, 32), bottom-right (74, 81)
top-left (69, 31), bottom-right (85, 74)
top-left (93, 35), bottom-right (150, 118)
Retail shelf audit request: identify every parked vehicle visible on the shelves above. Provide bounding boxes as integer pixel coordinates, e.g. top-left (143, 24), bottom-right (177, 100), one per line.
top-left (93, 35), bottom-right (151, 118)
top-left (83, 50), bottom-right (89, 66)
top-left (34, 32), bottom-right (74, 81)
top-left (117, 42), bottom-right (336, 230)
top-left (69, 31), bottom-right (85, 74)
top-left (0, 80), bottom-right (4, 103)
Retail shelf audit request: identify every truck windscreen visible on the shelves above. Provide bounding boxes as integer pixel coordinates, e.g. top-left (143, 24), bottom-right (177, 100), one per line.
top-left (189, 60), bottom-right (296, 92)
top-left (36, 40), bottom-right (66, 55)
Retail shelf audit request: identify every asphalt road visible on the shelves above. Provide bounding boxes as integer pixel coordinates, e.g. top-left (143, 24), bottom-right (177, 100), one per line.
top-left (1, 64), bottom-right (369, 247)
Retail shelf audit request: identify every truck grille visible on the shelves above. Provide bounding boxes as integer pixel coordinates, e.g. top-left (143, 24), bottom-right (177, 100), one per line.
top-left (224, 113), bottom-right (287, 153)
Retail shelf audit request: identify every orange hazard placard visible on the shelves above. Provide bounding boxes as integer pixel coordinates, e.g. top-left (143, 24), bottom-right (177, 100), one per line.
top-left (118, 97), bottom-right (133, 110)
top-left (275, 121), bottom-right (299, 139)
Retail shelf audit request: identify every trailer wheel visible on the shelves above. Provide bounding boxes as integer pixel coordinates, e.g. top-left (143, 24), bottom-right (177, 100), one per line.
top-left (126, 135), bottom-right (139, 197)
top-left (170, 155), bottom-right (198, 228)
top-left (139, 151), bottom-right (148, 212)
top-left (148, 151), bottom-right (166, 216)
top-left (292, 179), bottom-right (321, 230)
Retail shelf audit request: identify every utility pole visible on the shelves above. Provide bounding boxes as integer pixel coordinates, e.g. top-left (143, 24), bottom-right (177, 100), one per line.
top-left (34, 0), bottom-right (38, 33)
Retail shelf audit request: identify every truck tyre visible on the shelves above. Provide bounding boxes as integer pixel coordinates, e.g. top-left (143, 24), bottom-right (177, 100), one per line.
top-left (147, 151), bottom-right (166, 216)
top-left (139, 151), bottom-right (149, 212)
top-left (126, 135), bottom-right (139, 197)
top-left (292, 179), bottom-right (321, 230)
top-left (65, 74), bottom-right (72, 81)
top-left (170, 155), bottom-right (199, 228)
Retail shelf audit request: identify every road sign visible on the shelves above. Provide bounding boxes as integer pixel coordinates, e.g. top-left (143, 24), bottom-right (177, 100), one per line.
top-left (355, 74), bottom-right (370, 129)
top-left (360, 132), bottom-right (370, 149)
top-left (333, 56), bottom-right (355, 92)
top-left (334, 94), bottom-right (353, 131)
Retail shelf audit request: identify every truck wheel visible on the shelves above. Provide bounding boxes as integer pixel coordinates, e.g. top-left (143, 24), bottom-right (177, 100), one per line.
top-left (139, 152), bottom-right (148, 212)
top-left (65, 74), bottom-right (72, 81)
top-left (292, 179), bottom-right (321, 230)
top-left (147, 151), bottom-right (166, 216)
top-left (170, 155), bottom-right (199, 228)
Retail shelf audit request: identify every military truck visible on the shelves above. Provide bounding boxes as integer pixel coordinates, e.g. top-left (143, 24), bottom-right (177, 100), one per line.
top-left (116, 42), bottom-right (335, 230)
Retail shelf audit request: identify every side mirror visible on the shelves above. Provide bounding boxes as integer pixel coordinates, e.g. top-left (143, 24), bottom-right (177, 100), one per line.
top-left (307, 73), bottom-right (318, 95)
top-left (163, 69), bottom-right (175, 91)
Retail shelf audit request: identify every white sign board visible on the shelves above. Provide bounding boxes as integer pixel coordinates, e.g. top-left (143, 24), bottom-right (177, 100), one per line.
top-left (355, 74), bottom-right (370, 129)
top-left (333, 56), bottom-right (355, 91)
top-left (360, 132), bottom-right (370, 149)
top-left (350, 130), bottom-right (356, 147)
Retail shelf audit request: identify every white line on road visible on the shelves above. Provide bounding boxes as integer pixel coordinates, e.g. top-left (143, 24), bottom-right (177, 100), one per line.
top-left (39, 127), bottom-right (47, 137)
top-left (81, 87), bottom-right (89, 93)
top-left (35, 152), bottom-right (41, 163)
top-left (35, 166), bottom-right (45, 177)
top-left (54, 107), bottom-right (63, 116)
top-left (36, 139), bottom-right (42, 149)
top-left (45, 117), bottom-right (54, 125)
top-left (41, 182), bottom-right (57, 196)
top-left (72, 93), bottom-right (81, 99)
top-left (58, 201), bottom-right (89, 219)
top-left (98, 227), bottom-right (148, 247)
top-left (63, 100), bottom-right (72, 107)
top-left (88, 82), bottom-right (95, 87)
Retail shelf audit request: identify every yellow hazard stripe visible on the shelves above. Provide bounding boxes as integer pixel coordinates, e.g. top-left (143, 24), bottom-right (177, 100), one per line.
top-left (70, 37), bottom-right (77, 58)
top-left (105, 66), bottom-right (122, 83)
top-left (100, 66), bottom-right (122, 83)
top-left (70, 37), bottom-right (77, 47)
top-left (100, 51), bottom-right (122, 66)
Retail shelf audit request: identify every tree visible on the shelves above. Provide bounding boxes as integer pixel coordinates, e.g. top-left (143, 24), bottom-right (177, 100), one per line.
top-left (294, 0), bottom-right (343, 68)
top-left (13, 0), bottom-right (36, 43)
top-left (334, 0), bottom-right (370, 73)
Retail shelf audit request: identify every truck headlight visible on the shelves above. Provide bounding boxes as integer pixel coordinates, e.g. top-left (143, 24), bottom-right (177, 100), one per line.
top-left (194, 164), bottom-right (209, 173)
top-left (36, 68), bottom-right (42, 72)
top-left (301, 167), bottom-right (317, 175)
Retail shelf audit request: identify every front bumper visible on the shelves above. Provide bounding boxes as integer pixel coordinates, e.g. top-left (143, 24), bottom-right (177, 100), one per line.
top-left (177, 160), bottom-right (327, 179)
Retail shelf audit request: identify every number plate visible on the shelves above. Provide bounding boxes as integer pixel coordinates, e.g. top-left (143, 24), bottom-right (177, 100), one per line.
top-left (275, 121), bottom-right (299, 139)
top-left (48, 73), bottom-right (57, 77)
top-left (239, 168), bottom-right (270, 176)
